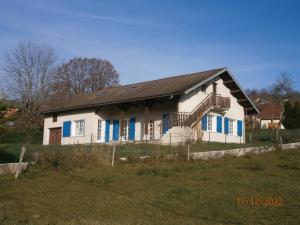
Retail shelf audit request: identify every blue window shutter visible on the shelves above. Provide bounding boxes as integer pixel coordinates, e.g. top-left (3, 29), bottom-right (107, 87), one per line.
top-left (217, 116), bottom-right (222, 133)
top-left (113, 120), bottom-right (120, 141)
top-left (129, 117), bottom-right (136, 140)
top-left (201, 114), bottom-right (207, 130)
top-left (105, 120), bottom-right (110, 142)
top-left (237, 120), bottom-right (243, 136)
top-left (224, 117), bottom-right (229, 134)
top-left (63, 121), bottom-right (71, 137)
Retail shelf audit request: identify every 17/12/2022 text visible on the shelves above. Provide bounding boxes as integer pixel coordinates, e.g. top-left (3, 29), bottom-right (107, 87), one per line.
top-left (236, 197), bottom-right (284, 207)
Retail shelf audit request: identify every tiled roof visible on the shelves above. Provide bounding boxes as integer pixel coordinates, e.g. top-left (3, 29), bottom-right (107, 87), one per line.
top-left (259, 103), bottom-right (283, 119)
top-left (41, 68), bottom-right (224, 113)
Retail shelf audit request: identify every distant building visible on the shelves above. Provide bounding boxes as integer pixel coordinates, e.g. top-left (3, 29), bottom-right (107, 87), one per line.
top-left (258, 104), bottom-right (284, 129)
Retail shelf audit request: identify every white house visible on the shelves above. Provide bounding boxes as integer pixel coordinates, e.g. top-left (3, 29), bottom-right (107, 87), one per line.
top-left (41, 68), bottom-right (259, 145)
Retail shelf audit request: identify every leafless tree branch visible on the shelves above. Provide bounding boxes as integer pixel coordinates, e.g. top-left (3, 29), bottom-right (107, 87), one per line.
top-left (3, 41), bottom-right (57, 128)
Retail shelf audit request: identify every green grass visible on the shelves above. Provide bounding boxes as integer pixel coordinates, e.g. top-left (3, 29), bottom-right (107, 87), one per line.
top-left (1, 149), bottom-right (300, 225)
top-left (0, 141), bottom-right (274, 164)
top-left (0, 143), bottom-right (74, 163)
top-left (0, 140), bottom-right (281, 164)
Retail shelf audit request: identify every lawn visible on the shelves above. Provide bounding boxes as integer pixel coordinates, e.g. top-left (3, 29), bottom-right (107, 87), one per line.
top-left (0, 149), bottom-right (299, 225)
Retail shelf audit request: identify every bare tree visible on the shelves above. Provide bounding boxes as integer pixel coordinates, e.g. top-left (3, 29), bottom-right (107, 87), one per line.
top-left (3, 41), bottom-right (57, 128)
top-left (245, 114), bottom-right (258, 145)
top-left (51, 57), bottom-right (119, 97)
top-left (270, 73), bottom-right (294, 142)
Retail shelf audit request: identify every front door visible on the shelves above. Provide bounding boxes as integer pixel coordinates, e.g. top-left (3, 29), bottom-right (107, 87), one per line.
top-left (113, 120), bottom-right (120, 141)
top-left (49, 127), bottom-right (62, 145)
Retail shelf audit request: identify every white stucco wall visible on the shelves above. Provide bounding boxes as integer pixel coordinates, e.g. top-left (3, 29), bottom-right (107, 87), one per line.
top-left (43, 102), bottom-right (176, 145)
top-left (43, 109), bottom-right (101, 145)
top-left (178, 86), bottom-right (207, 113)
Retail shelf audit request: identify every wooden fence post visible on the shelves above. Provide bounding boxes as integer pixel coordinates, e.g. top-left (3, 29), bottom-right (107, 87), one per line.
top-left (187, 144), bottom-right (190, 161)
top-left (169, 133), bottom-right (172, 154)
top-left (111, 144), bottom-right (116, 167)
top-left (15, 145), bottom-right (26, 179)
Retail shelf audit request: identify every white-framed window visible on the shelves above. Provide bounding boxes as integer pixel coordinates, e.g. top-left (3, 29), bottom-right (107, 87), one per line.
top-left (229, 119), bottom-right (234, 135)
top-left (74, 120), bottom-right (85, 136)
top-left (121, 119), bottom-right (129, 141)
top-left (207, 115), bottom-right (214, 131)
top-left (97, 119), bottom-right (102, 140)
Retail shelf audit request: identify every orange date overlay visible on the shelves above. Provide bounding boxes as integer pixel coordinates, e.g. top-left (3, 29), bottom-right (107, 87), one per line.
top-left (236, 197), bottom-right (284, 207)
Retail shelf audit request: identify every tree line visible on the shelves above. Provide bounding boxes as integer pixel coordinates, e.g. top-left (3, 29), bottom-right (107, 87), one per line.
top-left (1, 41), bottom-right (119, 129)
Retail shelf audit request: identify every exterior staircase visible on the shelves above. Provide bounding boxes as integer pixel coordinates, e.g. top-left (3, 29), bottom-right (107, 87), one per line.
top-left (169, 93), bottom-right (230, 129)
top-left (162, 93), bottom-right (230, 144)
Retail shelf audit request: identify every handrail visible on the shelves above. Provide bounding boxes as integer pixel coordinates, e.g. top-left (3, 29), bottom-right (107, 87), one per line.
top-left (190, 93), bottom-right (213, 114)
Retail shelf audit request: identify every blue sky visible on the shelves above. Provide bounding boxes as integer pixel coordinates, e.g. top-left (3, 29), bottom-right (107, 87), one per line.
top-left (0, 0), bottom-right (299, 90)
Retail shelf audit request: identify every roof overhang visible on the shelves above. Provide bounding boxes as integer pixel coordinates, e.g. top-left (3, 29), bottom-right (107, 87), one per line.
top-left (41, 93), bottom-right (181, 115)
top-left (185, 68), bottom-right (259, 115)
